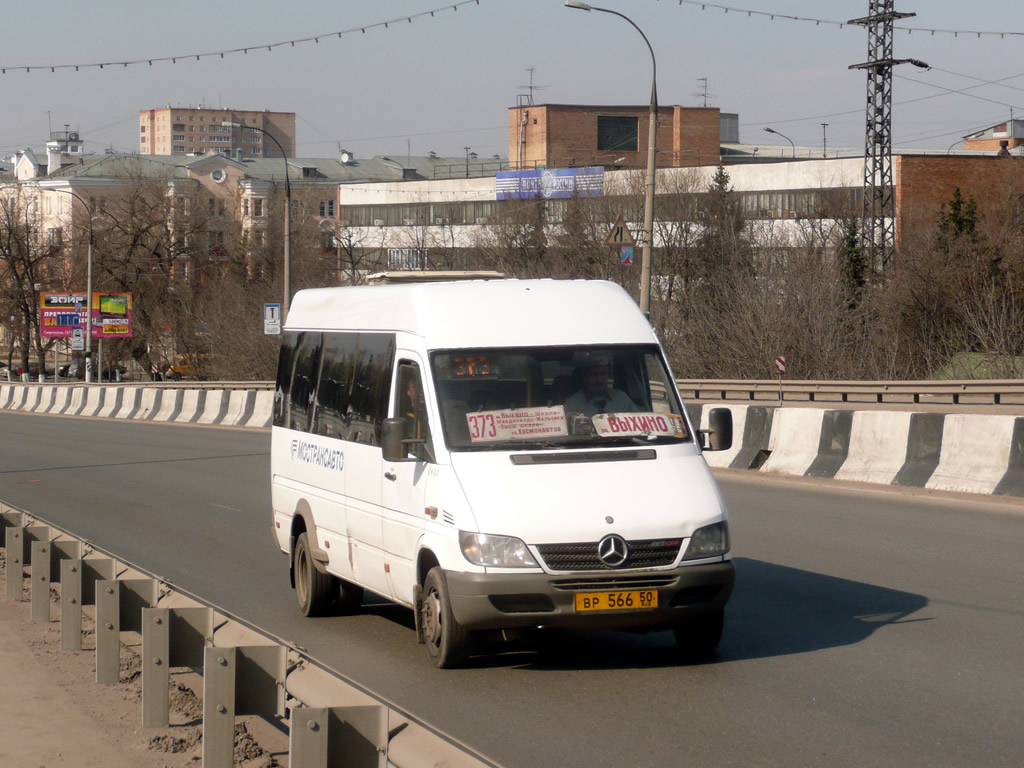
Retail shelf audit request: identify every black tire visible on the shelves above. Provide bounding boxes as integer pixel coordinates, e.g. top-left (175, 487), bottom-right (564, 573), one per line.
top-left (335, 578), bottom-right (364, 614)
top-left (294, 532), bottom-right (334, 617)
top-left (420, 567), bottom-right (471, 668)
top-left (673, 609), bottom-right (724, 660)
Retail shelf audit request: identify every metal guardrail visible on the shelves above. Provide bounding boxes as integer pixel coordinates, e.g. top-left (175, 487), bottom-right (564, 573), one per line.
top-left (7, 377), bottom-right (1024, 406)
top-left (0, 500), bottom-right (500, 768)
top-left (676, 379), bottom-right (1024, 407)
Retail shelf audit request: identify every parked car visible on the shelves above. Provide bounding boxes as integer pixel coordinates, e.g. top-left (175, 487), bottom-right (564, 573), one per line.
top-left (57, 359), bottom-right (127, 379)
top-left (58, 359), bottom-right (84, 379)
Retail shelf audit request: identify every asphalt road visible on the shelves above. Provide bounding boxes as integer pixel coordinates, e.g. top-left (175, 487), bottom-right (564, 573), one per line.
top-left (1, 411), bottom-right (1022, 768)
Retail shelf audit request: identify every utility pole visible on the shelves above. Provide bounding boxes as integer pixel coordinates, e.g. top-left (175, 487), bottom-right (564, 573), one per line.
top-left (849, 1), bottom-right (929, 271)
top-left (821, 123), bottom-right (829, 158)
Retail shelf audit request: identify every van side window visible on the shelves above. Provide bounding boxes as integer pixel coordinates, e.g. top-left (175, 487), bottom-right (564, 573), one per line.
top-left (289, 332), bottom-right (323, 433)
top-left (314, 332), bottom-right (357, 439)
top-left (347, 333), bottom-right (395, 446)
top-left (273, 331), bottom-right (299, 428)
top-left (395, 361), bottom-right (433, 462)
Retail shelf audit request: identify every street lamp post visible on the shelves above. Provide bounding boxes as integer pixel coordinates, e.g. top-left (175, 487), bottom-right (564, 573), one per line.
top-left (566, 0), bottom-right (657, 317)
top-left (763, 127), bottom-right (795, 158)
top-left (50, 187), bottom-right (94, 382)
top-left (223, 122), bottom-right (292, 319)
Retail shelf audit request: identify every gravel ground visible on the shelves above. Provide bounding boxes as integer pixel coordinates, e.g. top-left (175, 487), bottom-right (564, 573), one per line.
top-left (0, 557), bottom-right (288, 767)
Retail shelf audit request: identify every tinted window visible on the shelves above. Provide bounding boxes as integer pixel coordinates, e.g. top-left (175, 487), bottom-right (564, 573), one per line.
top-left (273, 331), bottom-right (299, 427)
top-left (289, 332), bottom-right (323, 432)
top-left (313, 332), bottom-right (357, 439)
top-left (346, 333), bottom-right (395, 446)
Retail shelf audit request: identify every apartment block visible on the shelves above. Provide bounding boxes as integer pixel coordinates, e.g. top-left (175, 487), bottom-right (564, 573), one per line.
top-left (139, 107), bottom-right (296, 158)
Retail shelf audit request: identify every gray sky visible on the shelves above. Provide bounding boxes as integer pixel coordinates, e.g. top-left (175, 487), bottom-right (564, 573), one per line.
top-left (1, 1), bottom-right (1021, 160)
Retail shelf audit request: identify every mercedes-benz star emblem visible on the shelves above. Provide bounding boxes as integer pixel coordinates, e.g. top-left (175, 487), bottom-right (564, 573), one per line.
top-left (597, 534), bottom-right (628, 567)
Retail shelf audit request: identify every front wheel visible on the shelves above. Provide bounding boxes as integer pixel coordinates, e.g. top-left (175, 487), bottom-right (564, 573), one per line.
top-left (294, 532), bottom-right (334, 617)
top-left (420, 567), bottom-right (471, 668)
top-left (673, 609), bottom-right (724, 660)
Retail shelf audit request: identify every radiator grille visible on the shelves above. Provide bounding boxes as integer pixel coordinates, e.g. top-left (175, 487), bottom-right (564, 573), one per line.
top-left (536, 539), bottom-right (680, 571)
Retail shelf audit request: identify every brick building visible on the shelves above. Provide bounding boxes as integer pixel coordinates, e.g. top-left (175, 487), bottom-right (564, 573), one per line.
top-left (508, 104), bottom-right (721, 170)
top-left (139, 107), bottom-right (296, 158)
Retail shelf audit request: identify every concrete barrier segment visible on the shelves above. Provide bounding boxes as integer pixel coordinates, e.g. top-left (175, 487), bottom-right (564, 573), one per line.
top-left (96, 387), bottom-right (123, 418)
top-left (51, 386), bottom-right (73, 415)
top-left (893, 413), bottom-right (944, 488)
top-left (700, 405), bottom-right (746, 468)
top-left (178, 390), bottom-right (205, 423)
top-left (136, 388), bottom-right (162, 420)
top-left (760, 407), bottom-right (826, 477)
top-left (245, 390), bottom-right (274, 429)
top-left (728, 405), bottom-right (775, 470)
top-left (66, 386), bottom-right (87, 416)
top-left (152, 389), bottom-right (183, 422)
top-left (81, 386), bottom-right (106, 417)
top-left (805, 410), bottom-right (854, 479)
top-left (30, 386), bottom-right (57, 414)
top-left (196, 390), bottom-right (228, 424)
top-left (21, 386), bottom-right (42, 412)
top-left (8, 385), bottom-right (28, 411)
top-left (221, 391), bottom-right (251, 426)
top-left (114, 387), bottom-right (143, 419)
top-left (993, 417), bottom-right (1024, 498)
top-left (834, 410), bottom-right (913, 486)
top-left (237, 390), bottom-right (258, 427)
top-left (0, 384), bottom-right (12, 409)
top-left (926, 414), bottom-right (1016, 495)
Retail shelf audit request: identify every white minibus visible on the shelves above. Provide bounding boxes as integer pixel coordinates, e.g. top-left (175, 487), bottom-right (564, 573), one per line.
top-left (271, 278), bottom-right (735, 667)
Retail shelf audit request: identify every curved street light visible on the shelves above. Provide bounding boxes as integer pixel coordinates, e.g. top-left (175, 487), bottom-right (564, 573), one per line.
top-left (48, 186), bottom-right (95, 382)
top-left (566, 0), bottom-right (657, 317)
top-left (223, 122), bottom-right (292, 319)
top-left (763, 127), bottom-right (796, 158)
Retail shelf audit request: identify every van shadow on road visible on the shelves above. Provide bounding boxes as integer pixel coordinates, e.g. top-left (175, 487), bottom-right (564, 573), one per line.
top-left (451, 557), bottom-right (930, 670)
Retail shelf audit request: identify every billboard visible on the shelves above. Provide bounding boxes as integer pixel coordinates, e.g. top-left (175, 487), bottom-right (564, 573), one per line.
top-left (496, 166), bottom-right (604, 201)
top-left (40, 292), bottom-right (133, 338)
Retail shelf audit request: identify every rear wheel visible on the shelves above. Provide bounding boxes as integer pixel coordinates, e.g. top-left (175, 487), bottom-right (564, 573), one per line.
top-left (673, 609), bottom-right (724, 660)
top-left (294, 532), bottom-right (334, 617)
top-left (420, 567), bottom-right (470, 668)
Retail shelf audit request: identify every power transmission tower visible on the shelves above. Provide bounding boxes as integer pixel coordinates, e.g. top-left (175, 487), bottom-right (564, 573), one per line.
top-left (849, 1), bottom-right (928, 271)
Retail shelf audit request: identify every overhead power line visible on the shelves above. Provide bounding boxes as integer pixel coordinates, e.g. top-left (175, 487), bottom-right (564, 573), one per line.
top-left (0, 1), bottom-right (482, 74)
top-left (675, 0), bottom-right (1024, 39)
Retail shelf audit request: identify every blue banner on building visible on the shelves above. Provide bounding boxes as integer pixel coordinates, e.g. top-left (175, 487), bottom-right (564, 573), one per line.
top-left (496, 167), bottom-right (604, 200)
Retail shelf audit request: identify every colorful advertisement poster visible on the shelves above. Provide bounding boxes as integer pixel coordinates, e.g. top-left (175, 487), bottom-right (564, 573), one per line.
top-left (40, 292), bottom-right (133, 338)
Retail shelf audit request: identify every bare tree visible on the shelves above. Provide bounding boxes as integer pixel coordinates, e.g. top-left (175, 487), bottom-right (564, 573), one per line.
top-left (0, 193), bottom-right (61, 375)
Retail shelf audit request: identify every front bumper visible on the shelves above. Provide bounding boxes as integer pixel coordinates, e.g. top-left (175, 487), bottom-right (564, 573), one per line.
top-left (445, 560), bottom-right (735, 632)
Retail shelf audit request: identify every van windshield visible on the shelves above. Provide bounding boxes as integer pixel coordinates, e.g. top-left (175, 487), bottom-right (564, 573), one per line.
top-left (430, 345), bottom-right (692, 451)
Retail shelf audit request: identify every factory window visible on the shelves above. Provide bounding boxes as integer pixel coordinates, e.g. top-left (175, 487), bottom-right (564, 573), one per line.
top-left (597, 115), bottom-right (638, 152)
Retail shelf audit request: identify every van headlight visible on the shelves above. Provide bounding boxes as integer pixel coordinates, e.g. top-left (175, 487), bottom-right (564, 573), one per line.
top-left (460, 532), bottom-right (538, 568)
top-left (682, 521), bottom-right (730, 560)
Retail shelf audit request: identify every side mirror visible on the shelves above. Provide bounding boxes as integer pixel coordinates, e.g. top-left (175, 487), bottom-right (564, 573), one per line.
top-left (382, 418), bottom-right (410, 462)
top-left (383, 417), bottom-right (435, 463)
top-left (702, 407), bottom-right (733, 451)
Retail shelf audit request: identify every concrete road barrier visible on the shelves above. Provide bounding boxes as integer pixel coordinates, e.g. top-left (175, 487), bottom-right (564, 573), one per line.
top-left (4, 383), bottom-right (1024, 499)
top-left (835, 411), bottom-right (913, 486)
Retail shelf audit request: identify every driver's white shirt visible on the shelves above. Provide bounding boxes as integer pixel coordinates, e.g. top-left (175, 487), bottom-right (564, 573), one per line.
top-left (563, 388), bottom-right (637, 417)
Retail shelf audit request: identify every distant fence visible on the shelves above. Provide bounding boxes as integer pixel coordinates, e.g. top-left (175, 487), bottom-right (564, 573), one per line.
top-left (0, 500), bottom-right (499, 768)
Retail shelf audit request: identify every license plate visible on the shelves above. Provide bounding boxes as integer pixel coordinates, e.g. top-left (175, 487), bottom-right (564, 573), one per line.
top-left (574, 589), bottom-right (658, 612)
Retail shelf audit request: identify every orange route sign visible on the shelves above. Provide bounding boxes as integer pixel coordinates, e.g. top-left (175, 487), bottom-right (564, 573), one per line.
top-left (605, 215), bottom-right (635, 246)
